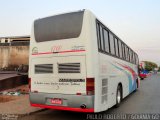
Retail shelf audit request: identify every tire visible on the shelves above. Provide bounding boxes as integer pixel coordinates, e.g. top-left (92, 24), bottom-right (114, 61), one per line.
top-left (134, 80), bottom-right (138, 92)
top-left (115, 85), bottom-right (122, 108)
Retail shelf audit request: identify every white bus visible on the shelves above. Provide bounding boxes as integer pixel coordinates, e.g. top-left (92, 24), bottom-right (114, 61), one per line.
top-left (29, 9), bottom-right (140, 113)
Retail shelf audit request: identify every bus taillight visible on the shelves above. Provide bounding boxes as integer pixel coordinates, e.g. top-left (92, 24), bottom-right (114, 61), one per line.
top-left (86, 78), bottom-right (95, 95)
top-left (28, 78), bottom-right (31, 92)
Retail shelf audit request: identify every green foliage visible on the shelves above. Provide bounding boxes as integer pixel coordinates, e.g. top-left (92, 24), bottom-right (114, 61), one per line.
top-left (158, 67), bottom-right (160, 72)
top-left (143, 61), bottom-right (158, 71)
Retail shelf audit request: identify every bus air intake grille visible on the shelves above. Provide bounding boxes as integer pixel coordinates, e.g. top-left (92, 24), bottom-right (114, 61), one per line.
top-left (58, 63), bottom-right (80, 73)
top-left (102, 78), bottom-right (108, 103)
top-left (35, 64), bottom-right (53, 74)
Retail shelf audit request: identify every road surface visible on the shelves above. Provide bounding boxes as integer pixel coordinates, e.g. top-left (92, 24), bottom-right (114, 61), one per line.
top-left (0, 73), bottom-right (18, 81)
top-left (20, 73), bottom-right (160, 120)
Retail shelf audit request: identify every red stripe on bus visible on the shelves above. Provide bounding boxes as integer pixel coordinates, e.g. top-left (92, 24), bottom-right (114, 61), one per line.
top-left (59, 50), bottom-right (85, 53)
top-left (31, 103), bottom-right (94, 113)
top-left (32, 50), bottom-right (85, 56)
top-left (32, 52), bottom-right (53, 55)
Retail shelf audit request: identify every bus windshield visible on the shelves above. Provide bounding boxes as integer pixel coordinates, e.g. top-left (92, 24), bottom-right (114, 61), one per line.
top-left (34, 11), bottom-right (84, 42)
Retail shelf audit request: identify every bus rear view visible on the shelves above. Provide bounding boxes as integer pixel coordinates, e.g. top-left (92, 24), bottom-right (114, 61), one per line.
top-left (29, 9), bottom-right (139, 113)
top-left (29, 10), bottom-right (95, 112)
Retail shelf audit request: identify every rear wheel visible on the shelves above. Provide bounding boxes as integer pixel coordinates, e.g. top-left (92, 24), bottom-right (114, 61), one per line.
top-left (134, 80), bottom-right (138, 92)
top-left (115, 85), bottom-right (122, 108)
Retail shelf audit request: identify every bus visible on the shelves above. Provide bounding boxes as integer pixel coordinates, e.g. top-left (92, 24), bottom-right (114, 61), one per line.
top-left (29, 9), bottom-right (140, 113)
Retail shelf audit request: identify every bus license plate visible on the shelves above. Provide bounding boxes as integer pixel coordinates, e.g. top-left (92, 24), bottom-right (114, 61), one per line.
top-left (51, 98), bottom-right (62, 105)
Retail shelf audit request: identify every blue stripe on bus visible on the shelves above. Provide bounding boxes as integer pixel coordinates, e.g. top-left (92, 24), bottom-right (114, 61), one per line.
top-left (111, 64), bottom-right (133, 93)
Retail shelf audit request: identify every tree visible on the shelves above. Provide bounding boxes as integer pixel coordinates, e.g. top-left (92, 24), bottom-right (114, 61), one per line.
top-left (143, 61), bottom-right (158, 71)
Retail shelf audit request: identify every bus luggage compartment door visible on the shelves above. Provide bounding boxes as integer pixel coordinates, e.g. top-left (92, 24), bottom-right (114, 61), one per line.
top-left (30, 55), bottom-right (87, 95)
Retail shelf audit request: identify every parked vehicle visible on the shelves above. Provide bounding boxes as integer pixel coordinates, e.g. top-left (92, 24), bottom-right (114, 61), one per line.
top-left (139, 70), bottom-right (148, 80)
top-left (17, 64), bottom-right (28, 75)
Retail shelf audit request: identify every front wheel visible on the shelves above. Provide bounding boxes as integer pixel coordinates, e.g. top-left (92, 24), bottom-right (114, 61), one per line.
top-left (115, 85), bottom-right (122, 108)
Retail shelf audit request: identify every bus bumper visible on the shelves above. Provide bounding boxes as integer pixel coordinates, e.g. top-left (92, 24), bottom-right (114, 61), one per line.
top-left (29, 92), bottom-right (94, 113)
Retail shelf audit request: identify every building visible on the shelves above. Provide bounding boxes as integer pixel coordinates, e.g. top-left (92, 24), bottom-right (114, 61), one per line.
top-left (0, 35), bottom-right (30, 44)
top-left (0, 35), bottom-right (30, 70)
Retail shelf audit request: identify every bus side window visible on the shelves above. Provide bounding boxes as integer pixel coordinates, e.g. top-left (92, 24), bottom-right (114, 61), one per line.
top-left (118, 40), bottom-right (122, 58)
top-left (114, 37), bottom-right (119, 57)
top-left (109, 32), bottom-right (115, 55)
top-left (103, 29), bottom-right (110, 53)
top-left (99, 25), bottom-right (105, 51)
top-left (134, 53), bottom-right (137, 64)
top-left (130, 50), bottom-right (133, 63)
top-left (136, 54), bottom-right (138, 64)
top-left (125, 46), bottom-right (129, 61)
top-left (96, 23), bottom-right (101, 50)
top-left (136, 54), bottom-right (139, 65)
top-left (127, 47), bottom-right (130, 61)
top-left (132, 51), bottom-right (134, 64)
top-left (132, 52), bottom-right (135, 64)
top-left (121, 43), bottom-right (125, 60)
top-left (128, 49), bottom-right (130, 62)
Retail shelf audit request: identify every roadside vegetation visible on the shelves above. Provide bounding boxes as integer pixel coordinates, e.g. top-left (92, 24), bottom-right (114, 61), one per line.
top-left (143, 61), bottom-right (158, 71)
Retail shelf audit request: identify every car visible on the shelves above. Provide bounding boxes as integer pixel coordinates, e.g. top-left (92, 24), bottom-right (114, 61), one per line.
top-left (139, 72), bottom-right (147, 80)
top-left (139, 70), bottom-right (149, 80)
top-left (17, 64), bottom-right (28, 75)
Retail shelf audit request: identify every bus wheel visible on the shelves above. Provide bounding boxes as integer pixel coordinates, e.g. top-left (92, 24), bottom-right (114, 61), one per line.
top-left (115, 85), bottom-right (122, 108)
top-left (134, 80), bottom-right (138, 92)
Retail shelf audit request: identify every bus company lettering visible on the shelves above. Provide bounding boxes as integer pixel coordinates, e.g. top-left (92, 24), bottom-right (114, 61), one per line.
top-left (71, 45), bottom-right (85, 51)
top-left (59, 79), bottom-right (85, 82)
top-left (51, 45), bottom-right (62, 53)
top-left (34, 81), bottom-right (69, 86)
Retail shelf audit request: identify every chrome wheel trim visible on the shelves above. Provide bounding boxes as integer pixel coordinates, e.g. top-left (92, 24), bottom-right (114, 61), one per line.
top-left (117, 89), bottom-right (121, 104)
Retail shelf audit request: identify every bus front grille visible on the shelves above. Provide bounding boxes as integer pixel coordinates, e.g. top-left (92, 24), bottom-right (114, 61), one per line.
top-left (58, 63), bottom-right (80, 73)
top-left (35, 64), bottom-right (53, 74)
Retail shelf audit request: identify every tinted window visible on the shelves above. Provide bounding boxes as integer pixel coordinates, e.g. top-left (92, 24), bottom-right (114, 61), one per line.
top-left (96, 20), bottom-right (138, 64)
top-left (103, 29), bottom-right (110, 53)
top-left (118, 40), bottom-right (122, 58)
top-left (133, 53), bottom-right (135, 64)
top-left (121, 43), bottom-right (125, 60)
top-left (100, 25), bottom-right (105, 51)
top-left (132, 51), bottom-right (134, 63)
top-left (96, 23), bottom-right (101, 49)
top-left (125, 46), bottom-right (129, 61)
top-left (109, 32), bottom-right (115, 55)
top-left (129, 50), bottom-right (133, 62)
top-left (114, 38), bottom-right (119, 57)
top-left (128, 49), bottom-right (130, 62)
top-left (135, 54), bottom-right (139, 65)
top-left (34, 11), bottom-right (84, 42)
top-left (127, 47), bottom-right (130, 61)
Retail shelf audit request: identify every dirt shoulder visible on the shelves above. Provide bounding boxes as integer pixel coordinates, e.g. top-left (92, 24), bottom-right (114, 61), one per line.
top-left (0, 85), bottom-right (43, 115)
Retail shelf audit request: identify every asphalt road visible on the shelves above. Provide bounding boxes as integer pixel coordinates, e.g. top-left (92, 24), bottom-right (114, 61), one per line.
top-left (20, 73), bottom-right (160, 120)
top-left (0, 73), bottom-right (18, 81)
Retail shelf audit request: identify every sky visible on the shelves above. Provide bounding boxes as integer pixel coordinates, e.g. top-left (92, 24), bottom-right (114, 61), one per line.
top-left (0, 0), bottom-right (160, 65)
